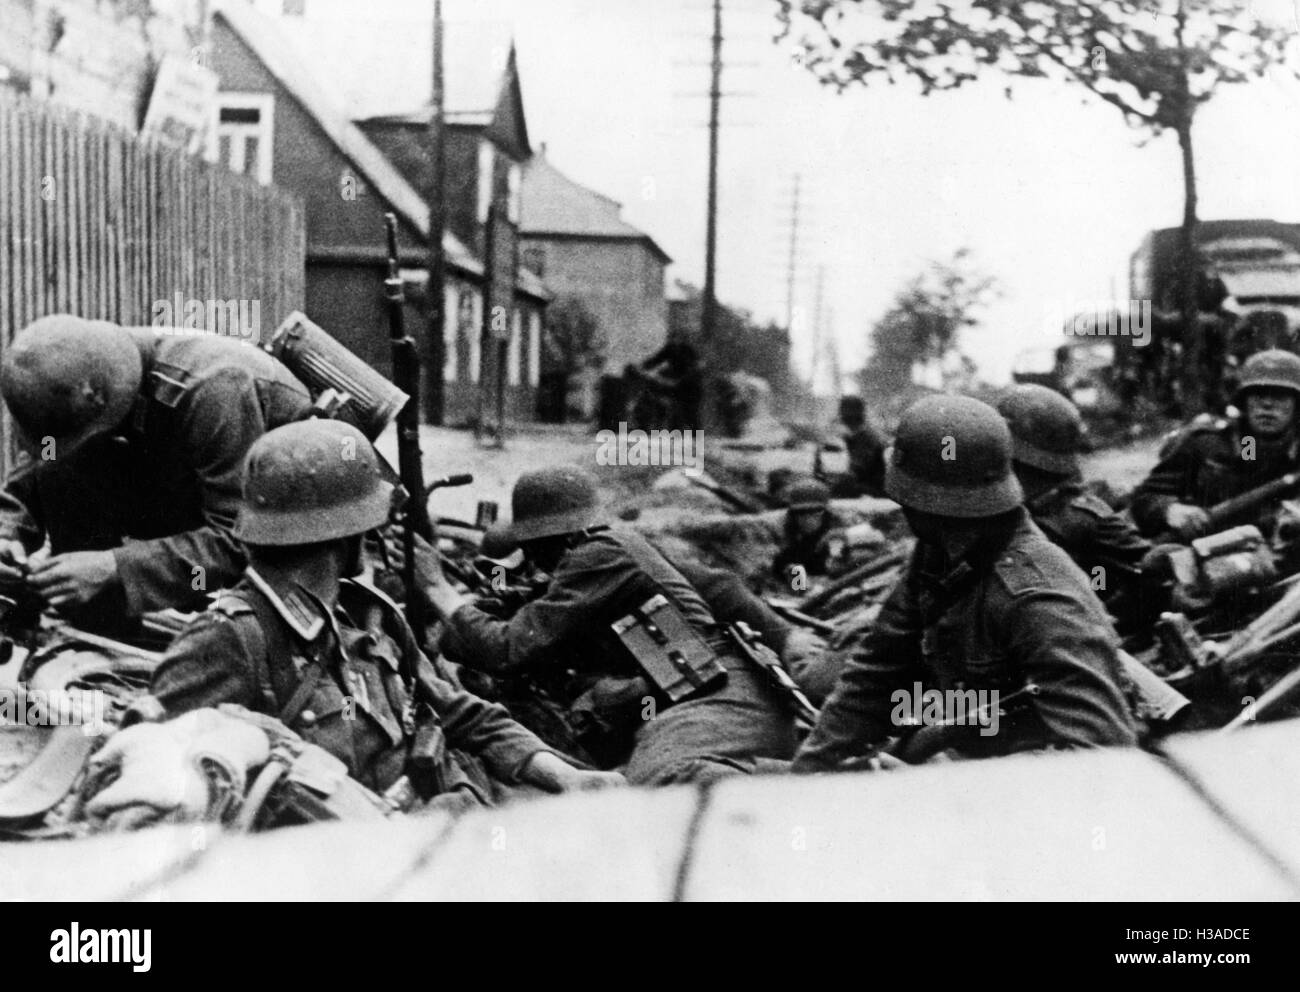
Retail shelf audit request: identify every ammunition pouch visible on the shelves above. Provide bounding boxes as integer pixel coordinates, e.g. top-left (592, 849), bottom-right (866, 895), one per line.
top-left (610, 593), bottom-right (727, 705)
top-left (1167, 525), bottom-right (1276, 611)
top-left (405, 710), bottom-right (449, 800)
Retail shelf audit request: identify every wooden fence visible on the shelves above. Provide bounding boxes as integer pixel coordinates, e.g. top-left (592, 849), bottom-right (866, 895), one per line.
top-left (0, 89), bottom-right (306, 471)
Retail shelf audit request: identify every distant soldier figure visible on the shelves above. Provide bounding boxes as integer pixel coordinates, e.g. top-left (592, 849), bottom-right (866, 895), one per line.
top-left (1130, 349), bottom-right (1300, 541)
top-left (995, 385), bottom-right (1155, 627)
top-left (418, 465), bottom-right (797, 785)
top-left (818, 396), bottom-right (886, 497)
top-left (631, 333), bottom-right (702, 432)
top-left (111, 420), bottom-right (618, 823)
top-left (0, 315), bottom-right (312, 634)
top-left (773, 479), bottom-right (837, 583)
top-left (793, 395), bottom-right (1137, 772)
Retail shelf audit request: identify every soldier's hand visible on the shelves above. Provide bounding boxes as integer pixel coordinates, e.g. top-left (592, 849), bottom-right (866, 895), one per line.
top-left (384, 531), bottom-right (448, 586)
top-left (520, 750), bottom-right (627, 793)
top-left (0, 539), bottom-right (29, 584)
top-left (28, 550), bottom-right (120, 609)
top-left (1165, 503), bottom-right (1211, 540)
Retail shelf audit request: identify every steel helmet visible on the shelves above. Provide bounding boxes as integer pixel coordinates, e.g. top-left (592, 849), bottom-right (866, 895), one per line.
top-left (1235, 349), bottom-right (1300, 403)
top-left (995, 384), bottom-right (1084, 476)
top-left (234, 419), bottom-right (393, 546)
top-left (484, 466), bottom-right (604, 551)
top-left (0, 315), bottom-right (144, 452)
top-left (885, 394), bottom-right (1023, 518)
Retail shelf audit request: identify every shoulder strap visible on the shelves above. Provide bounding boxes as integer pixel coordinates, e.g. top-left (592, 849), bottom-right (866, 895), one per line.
top-left (214, 589), bottom-right (321, 723)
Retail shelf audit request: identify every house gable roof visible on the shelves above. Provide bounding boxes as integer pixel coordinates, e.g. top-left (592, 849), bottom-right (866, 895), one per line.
top-left (215, 1), bottom-right (548, 300)
top-left (520, 150), bottom-right (671, 264)
top-left (242, 6), bottom-right (529, 153)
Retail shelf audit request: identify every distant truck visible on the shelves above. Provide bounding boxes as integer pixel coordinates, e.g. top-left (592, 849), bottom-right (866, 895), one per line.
top-left (1014, 219), bottom-right (1300, 419)
top-left (1130, 219), bottom-right (1300, 332)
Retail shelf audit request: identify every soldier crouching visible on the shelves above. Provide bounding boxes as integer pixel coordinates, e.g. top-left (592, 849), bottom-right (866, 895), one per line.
top-left (419, 466), bottom-right (798, 786)
top-left (88, 420), bottom-right (619, 828)
top-left (793, 395), bottom-right (1138, 773)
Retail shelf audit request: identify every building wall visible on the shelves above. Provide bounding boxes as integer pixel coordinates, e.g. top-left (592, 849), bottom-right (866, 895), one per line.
top-left (522, 235), bottom-right (667, 370)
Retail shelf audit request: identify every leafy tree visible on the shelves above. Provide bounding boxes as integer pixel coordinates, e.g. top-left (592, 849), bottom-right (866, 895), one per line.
top-left (542, 295), bottom-right (607, 376)
top-left (776, 0), bottom-right (1297, 411)
top-left (859, 248), bottom-right (999, 396)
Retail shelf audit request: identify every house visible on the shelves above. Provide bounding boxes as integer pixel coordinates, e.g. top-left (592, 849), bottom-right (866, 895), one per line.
top-left (209, 0), bottom-right (549, 425)
top-left (519, 146), bottom-right (672, 415)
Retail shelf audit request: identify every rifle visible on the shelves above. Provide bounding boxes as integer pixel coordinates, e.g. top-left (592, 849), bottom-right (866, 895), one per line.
top-left (384, 214), bottom-right (433, 634)
top-left (1160, 471), bottom-right (1300, 542)
top-left (1205, 471), bottom-right (1300, 531)
top-left (799, 543), bottom-right (911, 614)
top-left (723, 621), bottom-right (820, 726)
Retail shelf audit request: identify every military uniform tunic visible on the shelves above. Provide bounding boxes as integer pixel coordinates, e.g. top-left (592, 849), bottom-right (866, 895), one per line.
top-left (0, 334), bottom-right (312, 623)
top-left (441, 527), bottom-right (797, 785)
top-left (792, 510), bottom-right (1138, 772)
top-left (1129, 417), bottom-right (1300, 537)
top-left (1026, 480), bottom-right (1154, 627)
top-left (148, 571), bottom-right (552, 806)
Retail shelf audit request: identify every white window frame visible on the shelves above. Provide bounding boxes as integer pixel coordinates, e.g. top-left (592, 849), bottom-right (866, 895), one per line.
top-left (507, 161), bottom-right (522, 225)
top-left (527, 310), bottom-right (541, 387)
top-left (507, 308), bottom-right (523, 387)
top-left (443, 285), bottom-right (459, 382)
top-left (211, 93), bottom-right (275, 186)
top-left (476, 141), bottom-right (495, 222)
top-left (469, 291), bottom-right (482, 384)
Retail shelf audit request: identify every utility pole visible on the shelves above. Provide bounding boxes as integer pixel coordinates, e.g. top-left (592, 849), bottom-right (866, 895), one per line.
top-left (426, 0), bottom-right (447, 424)
top-left (826, 316), bottom-right (843, 398)
top-left (784, 173), bottom-right (801, 335)
top-left (700, 0), bottom-right (722, 345)
top-left (810, 264), bottom-right (825, 395)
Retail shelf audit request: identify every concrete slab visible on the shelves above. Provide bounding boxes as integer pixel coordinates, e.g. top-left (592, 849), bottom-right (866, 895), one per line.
top-left (130, 814), bottom-right (455, 901)
top-left (390, 786), bottom-right (699, 901)
top-left (1160, 718), bottom-right (1300, 884)
top-left (1, 826), bottom-right (202, 901)
top-left (684, 748), bottom-right (1299, 901)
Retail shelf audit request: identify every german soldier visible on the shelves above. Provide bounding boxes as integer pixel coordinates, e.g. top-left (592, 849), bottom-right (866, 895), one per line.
top-left (111, 420), bottom-right (619, 821)
top-left (0, 315), bottom-right (313, 633)
top-left (792, 395), bottom-right (1138, 772)
top-left (419, 466), bottom-right (797, 785)
top-left (1130, 349), bottom-right (1300, 540)
top-left (773, 478), bottom-right (837, 582)
top-left (995, 384), bottom-right (1156, 628)
top-left (819, 396), bottom-right (886, 497)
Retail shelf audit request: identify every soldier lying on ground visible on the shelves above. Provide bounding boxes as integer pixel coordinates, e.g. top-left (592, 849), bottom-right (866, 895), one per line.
top-left (89, 420), bottom-right (620, 826)
top-left (1131, 349), bottom-right (1300, 541)
top-left (771, 477), bottom-right (887, 588)
top-left (417, 466), bottom-right (798, 785)
top-left (792, 395), bottom-right (1139, 772)
top-left (0, 315), bottom-right (312, 637)
top-left (994, 384), bottom-right (1162, 633)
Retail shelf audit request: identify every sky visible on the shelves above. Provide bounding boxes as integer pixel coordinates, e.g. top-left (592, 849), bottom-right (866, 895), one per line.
top-left (290, 0), bottom-right (1300, 389)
